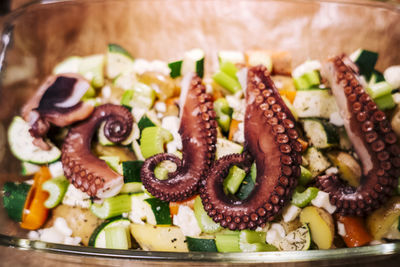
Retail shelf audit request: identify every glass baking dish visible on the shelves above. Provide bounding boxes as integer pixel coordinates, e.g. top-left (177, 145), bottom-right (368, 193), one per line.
top-left (0, 0), bottom-right (399, 265)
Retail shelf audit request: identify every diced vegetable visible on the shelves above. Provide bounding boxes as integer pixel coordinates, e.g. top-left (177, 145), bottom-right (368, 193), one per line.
top-left (144, 198), bottom-right (172, 225)
top-left (302, 119), bottom-right (339, 149)
top-left (2, 182), bottom-right (31, 222)
top-left (298, 166), bottom-right (313, 186)
top-left (20, 166), bottom-right (52, 230)
top-left (168, 60), bottom-right (183, 78)
top-left (106, 44), bottom-right (134, 79)
top-left (130, 224), bottom-right (188, 252)
top-left (138, 115), bottom-right (157, 132)
top-left (169, 195), bottom-right (196, 217)
top-left (293, 70), bottom-right (320, 90)
top-left (42, 176), bottom-right (69, 208)
top-left (327, 151), bottom-right (361, 187)
top-left (186, 236), bottom-right (218, 252)
top-left (299, 206), bottom-right (335, 250)
top-left (291, 187), bottom-right (319, 208)
top-left (193, 196), bottom-right (222, 233)
top-left (279, 224), bottom-right (311, 251)
top-left (220, 61), bottom-right (239, 78)
top-left (245, 50), bottom-right (273, 71)
top-left (366, 81), bottom-right (393, 99)
top-left (21, 162), bottom-right (41, 176)
top-left (88, 216), bottom-right (131, 248)
top-left (214, 98), bottom-right (233, 133)
top-left (235, 163), bottom-right (256, 200)
top-left (218, 50), bottom-right (245, 65)
top-left (79, 54), bottom-right (105, 88)
top-left (100, 156), bottom-right (122, 174)
top-left (239, 230), bottom-right (278, 252)
top-left (384, 65), bottom-right (400, 89)
top-left (105, 226), bottom-right (132, 249)
top-left (228, 119), bottom-right (240, 141)
top-left (279, 90), bottom-right (297, 103)
top-left (304, 147), bottom-right (331, 177)
top-left (90, 194), bottom-right (132, 219)
top-left (337, 216), bottom-right (372, 248)
top-left (293, 90), bottom-right (338, 119)
top-left (181, 48), bottom-right (205, 78)
top-left (349, 49), bottom-right (378, 79)
top-left (53, 56), bottom-right (82, 74)
top-left (8, 116), bottom-right (61, 164)
top-left (122, 160), bottom-right (144, 183)
top-left (368, 70), bottom-right (385, 86)
top-left (215, 232), bottom-right (241, 252)
top-left (213, 71), bottom-right (241, 94)
top-left (374, 93), bottom-right (396, 110)
top-left (140, 126), bottom-right (173, 158)
top-left (223, 165), bottom-right (246, 195)
top-left (216, 138), bottom-right (243, 159)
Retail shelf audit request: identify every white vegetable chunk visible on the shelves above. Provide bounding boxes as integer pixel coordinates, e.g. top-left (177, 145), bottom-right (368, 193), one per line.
top-left (311, 191), bottom-right (337, 214)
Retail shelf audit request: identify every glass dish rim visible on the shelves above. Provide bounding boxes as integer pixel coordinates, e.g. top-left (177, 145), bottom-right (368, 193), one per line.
top-left (0, 0), bottom-right (400, 263)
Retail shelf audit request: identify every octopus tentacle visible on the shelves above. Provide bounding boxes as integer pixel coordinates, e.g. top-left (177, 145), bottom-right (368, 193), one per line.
top-left (200, 65), bottom-right (302, 230)
top-left (316, 56), bottom-right (400, 216)
top-left (61, 104), bottom-right (133, 198)
top-left (141, 74), bottom-right (217, 202)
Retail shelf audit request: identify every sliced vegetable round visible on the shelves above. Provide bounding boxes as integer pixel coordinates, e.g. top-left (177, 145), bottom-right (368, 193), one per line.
top-left (88, 216), bottom-right (131, 248)
top-left (279, 224), bottom-right (311, 251)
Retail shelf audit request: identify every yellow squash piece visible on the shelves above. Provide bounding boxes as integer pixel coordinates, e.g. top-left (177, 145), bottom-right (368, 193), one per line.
top-left (130, 223), bottom-right (188, 252)
top-left (300, 206), bottom-right (334, 249)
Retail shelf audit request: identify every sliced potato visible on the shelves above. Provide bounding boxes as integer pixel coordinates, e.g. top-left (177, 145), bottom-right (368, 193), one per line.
top-left (327, 151), bottom-right (361, 187)
top-left (130, 223), bottom-right (188, 252)
top-left (281, 218), bottom-right (303, 234)
top-left (93, 143), bottom-right (136, 162)
top-left (366, 196), bottom-right (400, 240)
top-left (48, 205), bottom-right (103, 246)
top-left (300, 206), bottom-right (334, 249)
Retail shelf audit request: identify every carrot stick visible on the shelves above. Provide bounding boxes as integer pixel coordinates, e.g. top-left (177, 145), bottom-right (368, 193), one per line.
top-left (338, 216), bottom-right (372, 248)
top-left (298, 138), bottom-right (308, 152)
top-left (169, 195), bottom-right (197, 216)
top-left (228, 119), bottom-right (240, 141)
top-left (20, 166), bottom-right (51, 230)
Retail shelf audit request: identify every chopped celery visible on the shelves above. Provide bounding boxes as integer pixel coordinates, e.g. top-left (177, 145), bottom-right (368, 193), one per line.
top-left (214, 98), bottom-right (233, 133)
top-left (366, 81), bottom-right (393, 99)
top-left (193, 196), bottom-right (222, 233)
top-left (215, 232), bottom-right (241, 252)
top-left (121, 90), bottom-right (134, 107)
top-left (105, 226), bottom-right (131, 249)
top-left (239, 230), bottom-right (277, 252)
top-left (240, 229), bottom-right (266, 243)
top-left (294, 70), bottom-right (320, 90)
top-left (132, 82), bottom-right (156, 109)
top-left (42, 176), bottom-right (70, 208)
top-left (374, 93), bottom-right (396, 110)
top-left (223, 165), bottom-right (246, 195)
top-left (90, 194), bottom-right (132, 219)
top-left (235, 163), bottom-right (256, 200)
top-left (154, 160), bottom-right (177, 180)
top-left (291, 187), bottom-right (319, 208)
top-left (220, 61), bottom-right (239, 79)
top-left (213, 71), bottom-right (241, 94)
top-left (78, 54), bottom-right (105, 88)
top-left (298, 166), bottom-right (313, 186)
top-left (100, 156), bottom-right (121, 174)
top-left (120, 182), bottom-right (143, 194)
top-left (122, 160), bottom-right (144, 183)
top-left (140, 126), bottom-right (173, 158)
top-left (168, 60), bottom-right (183, 78)
top-left (250, 163), bottom-right (257, 182)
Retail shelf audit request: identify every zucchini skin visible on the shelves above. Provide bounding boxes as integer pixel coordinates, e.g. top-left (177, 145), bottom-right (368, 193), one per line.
top-left (2, 182), bottom-right (31, 222)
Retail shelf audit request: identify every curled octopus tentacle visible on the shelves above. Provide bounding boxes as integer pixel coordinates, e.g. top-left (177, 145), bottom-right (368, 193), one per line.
top-left (141, 74), bottom-right (218, 202)
top-left (316, 55), bottom-right (400, 216)
top-left (61, 104), bottom-right (133, 198)
top-left (200, 65), bottom-right (302, 230)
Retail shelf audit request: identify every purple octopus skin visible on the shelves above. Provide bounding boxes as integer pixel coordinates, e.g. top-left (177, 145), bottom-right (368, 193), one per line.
top-left (141, 75), bottom-right (217, 202)
top-left (200, 65), bottom-right (302, 230)
top-left (22, 74), bottom-right (94, 150)
top-left (61, 104), bottom-right (133, 198)
top-left (316, 55), bottom-right (400, 216)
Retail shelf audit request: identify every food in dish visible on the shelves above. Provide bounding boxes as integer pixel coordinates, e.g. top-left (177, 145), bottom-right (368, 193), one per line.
top-left (2, 45), bottom-right (400, 252)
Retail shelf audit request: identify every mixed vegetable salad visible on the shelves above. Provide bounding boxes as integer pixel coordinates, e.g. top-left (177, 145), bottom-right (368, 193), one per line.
top-left (2, 44), bottom-right (400, 252)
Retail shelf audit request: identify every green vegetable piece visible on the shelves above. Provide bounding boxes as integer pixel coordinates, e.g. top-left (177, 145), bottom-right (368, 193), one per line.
top-left (193, 196), bottom-right (222, 233)
top-left (186, 237), bottom-right (218, 252)
top-left (105, 226), bottom-right (131, 249)
top-left (138, 115), bottom-right (156, 132)
top-left (366, 81), bottom-right (393, 99)
top-left (220, 61), bottom-right (238, 79)
top-left (212, 71), bottom-right (241, 93)
top-left (144, 198), bottom-right (172, 225)
top-left (239, 230), bottom-right (277, 252)
top-left (121, 90), bottom-right (134, 107)
top-left (140, 126), bottom-right (173, 158)
top-left (369, 70), bottom-right (385, 86)
top-left (122, 160), bottom-right (144, 183)
top-left (298, 166), bottom-right (313, 186)
top-left (240, 229), bottom-right (266, 243)
top-left (291, 187), bottom-right (319, 208)
top-left (120, 182), bottom-right (143, 194)
top-left (374, 93), bottom-right (396, 110)
top-left (168, 60), bottom-right (183, 78)
top-left (42, 176), bottom-right (70, 208)
top-left (2, 182), bottom-right (31, 222)
top-left (214, 98), bottom-right (233, 133)
top-left (294, 70), bottom-right (320, 90)
top-left (100, 156), bottom-right (121, 173)
top-left (235, 163), bottom-right (256, 200)
top-left (108, 44), bottom-right (134, 59)
top-left (81, 86), bottom-right (96, 100)
top-left (250, 163), bottom-right (257, 182)
top-left (351, 49), bottom-right (378, 79)
top-left (215, 232), bottom-right (241, 252)
top-left (132, 82), bottom-right (156, 109)
top-left (90, 194), bottom-right (132, 219)
top-left (223, 165), bottom-right (246, 195)
top-left (79, 54), bottom-right (105, 88)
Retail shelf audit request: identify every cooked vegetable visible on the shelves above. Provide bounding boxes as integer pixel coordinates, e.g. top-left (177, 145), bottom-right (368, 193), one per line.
top-left (245, 50), bottom-right (273, 71)
top-left (168, 60), bottom-right (183, 78)
top-left (239, 230), bottom-right (278, 252)
top-left (218, 50), bottom-right (245, 65)
top-left (144, 198), bottom-right (172, 225)
top-left (105, 226), bottom-right (132, 249)
top-left (337, 216), bottom-right (372, 247)
top-left (169, 195), bottom-right (196, 217)
top-left (193, 196), bottom-right (222, 233)
top-left (106, 43), bottom-right (134, 79)
top-left (181, 48), bottom-right (205, 78)
top-left (130, 224), bottom-right (188, 252)
top-left (79, 54), bottom-right (105, 88)
top-left (291, 187), bottom-right (319, 208)
top-left (89, 216), bottom-right (131, 248)
top-left (302, 119), bottom-right (339, 149)
top-left (213, 71), bottom-right (241, 94)
top-left (20, 166), bottom-right (52, 230)
top-left (216, 138), bottom-right (243, 159)
top-left (293, 90), bottom-right (338, 119)
top-left (279, 224), bottom-right (311, 251)
top-left (53, 56), bottom-right (81, 74)
top-left (304, 147), bottom-right (331, 177)
top-left (223, 165), bottom-right (247, 195)
top-left (140, 126), bottom-right (173, 158)
top-left (366, 196), bottom-right (400, 240)
top-left (90, 194), bottom-right (132, 219)
top-left (121, 160), bottom-right (143, 193)
top-left (228, 119), bottom-right (240, 141)
top-left (349, 49), bottom-right (378, 79)
top-left (186, 237), bottom-right (218, 252)
top-left (42, 176), bottom-right (69, 208)
top-left (366, 81), bottom-right (393, 99)
top-left (299, 206), bottom-right (335, 249)
top-left (215, 232), bottom-right (241, 252)
top-left (327, 151), bottom-right (361, 187)
top-left (293, 70), bottom-right (320, 90)
top-left (298, 166), bottom-right (313, 186)
top-left (21, 162), bottom-right (41, 176)
top-left (2, 182), bottom-right (31, 222)
top-left (138, 115), bottom-right (157, 132)
top-left (279, 90), bottom-right (297, 103)
top-left (374, 93), bottom-right (396, 110)
top-left (214, 98), bottom-right (233, 133)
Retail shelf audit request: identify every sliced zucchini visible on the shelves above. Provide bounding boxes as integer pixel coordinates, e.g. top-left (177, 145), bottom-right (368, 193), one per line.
top-left (186, 236), bottom-right (218, 252)
top-left (21, 161), bottom-right (40, 176)
top-left (42, 176), bottom-right (70, 208)
top-left (193, 195), bottom-right (222, 233)
top-left (304, 147), bottom-right (331, 177)
top-left (215, 232), bottom-right (241, 252)
top-left (302, 119), bottom-right (339, 149)
top-left (105, 226), bottom-right (132, 249)
top-left (368, 70), bottom-right (385, 87)
top-left (218, 50), bottom-right (245, 64)
top-left (122, 160), bottom-right (144, 183)
top-left (216, 138), bottom-right (243, 159)
top-left (144, 198), bottom-right (172, 225)
top-left (122, 82), bottom-right (156, 109)
top-left (349, 49), bottom-right (378, 79)
top-left (293, 90), bottom-right (338, 119)
top-left (53, 56), bottom-right (82, 74)
top-left (180, 48), bottom-right (205, 78)
top-left (106, 44), bottom-right (134, 79)
top-left (78, 54), bottom-right (105, 88)
top-left (168, 60), bottom-right (183, 78)
top-left (88, 216), bottom-right (131, 248)
top-left (140, 126), bottom-right (173, 158)
top-left (114, 72), bottom-right (137, 90)
top-left (223, 165), bottom-right (246, 195)
top-left (99, 156), bottom-right (122, 174)
top-left (8, 116), bottom-right (61, 164)
top-left (2, 182), bottom-right (31, 222)
top-left (137, 115), bottom-right (157, 132)
top-left (120, 182), bottom-right (143, 194)
top-left (90, 194), bottom-right (132, 219)
top-left (279, 224), bottom-right (311, 251)
top-left (239, 230), bottom-right (277, 252)
top-left (366, 81), bottom-right (393, 99)
top-left (293, 70), bottom-right (321, 90)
